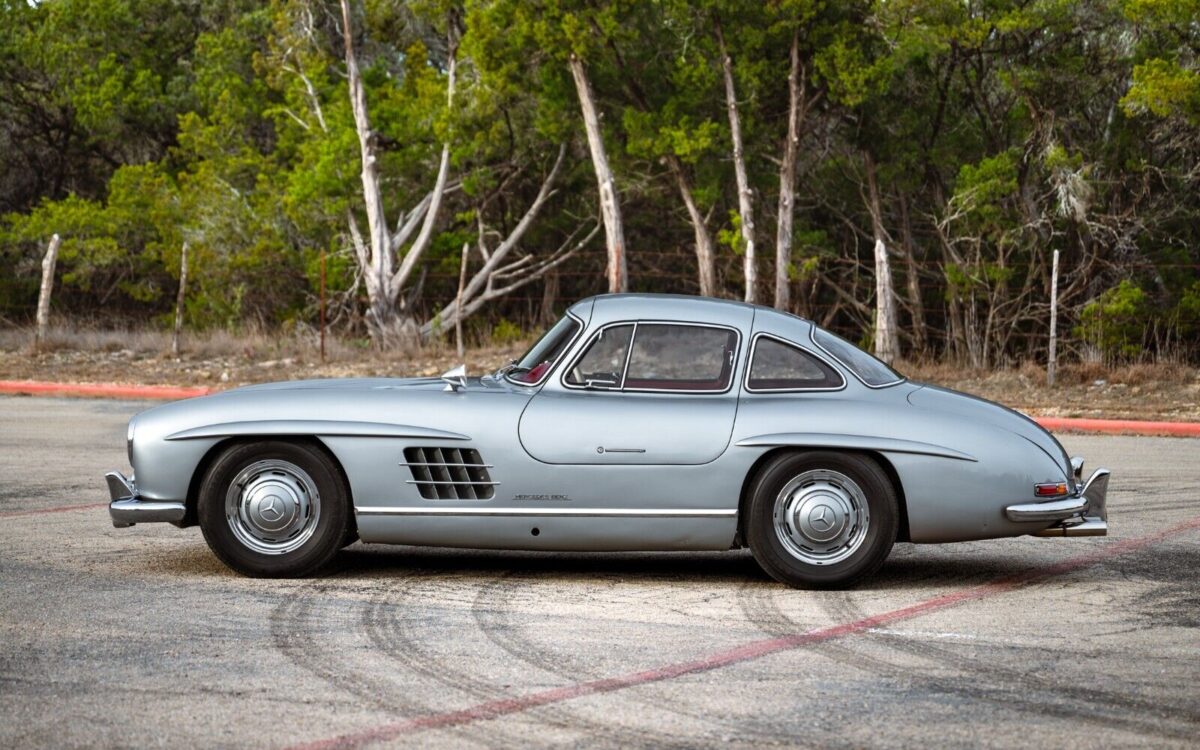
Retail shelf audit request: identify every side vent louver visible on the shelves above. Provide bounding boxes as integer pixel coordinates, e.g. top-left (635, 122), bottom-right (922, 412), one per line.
top-left (402, 447), bottom-right (496, 500)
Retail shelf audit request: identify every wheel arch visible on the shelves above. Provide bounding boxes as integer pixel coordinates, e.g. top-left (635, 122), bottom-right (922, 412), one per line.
top-left (734, 446), bottom-right (910, 547)
top-left (182, 435), bottom-right (355, 532)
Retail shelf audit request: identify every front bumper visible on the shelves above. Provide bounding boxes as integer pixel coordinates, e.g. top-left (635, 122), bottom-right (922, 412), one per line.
top-left (1005, 465), bottom-right (1110, 537)
top-left (106, 471), bottom-right (186, 528)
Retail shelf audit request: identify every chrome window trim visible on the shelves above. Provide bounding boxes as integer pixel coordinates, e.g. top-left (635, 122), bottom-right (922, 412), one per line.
top-left (560, 319), bottom-right (742, 395)
top-left (742, 332), bottom-right (847, 393)
top-left (809, 326), bottom-right (906, 389)
top-left (503, 310), bottom-right (586, 388)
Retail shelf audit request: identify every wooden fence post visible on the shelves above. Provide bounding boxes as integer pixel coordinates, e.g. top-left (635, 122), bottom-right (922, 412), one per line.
top-left (34, 234), bottom-right (61, 352)
top-left (1048, 248), bottom-right (1059, 387)
top-left (172, 241), bottom-right (189, 357)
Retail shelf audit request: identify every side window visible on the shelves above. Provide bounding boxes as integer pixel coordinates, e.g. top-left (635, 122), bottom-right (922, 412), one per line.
top-left (747, 336), bottom-right (843, 391)
top-left (564, 324), bottom-right (634, 388)
top-left (624, 324), bottom-right (738, 392)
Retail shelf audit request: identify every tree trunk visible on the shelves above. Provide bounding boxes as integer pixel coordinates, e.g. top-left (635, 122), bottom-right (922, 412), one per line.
top-left (716, 20), bottom-right (756, 303)
top-left (340, 0), bottom-right (393, 343)
top-left (34, 233), bottom-right (60, 351)
top-left (668, 155), bottom-right (717, 297)
top-left (864, 152), bottom-right (898, 363)
top-left (774, 30), bottom-right (802, 311)
top-left (898, 195), bottom-right (927, 357)
top-left (569, 53), bottom-right (627, 293)
top-left (341, 0), bottom-right (456, 345)
top-left (172, 241), bottom-right (188, 357)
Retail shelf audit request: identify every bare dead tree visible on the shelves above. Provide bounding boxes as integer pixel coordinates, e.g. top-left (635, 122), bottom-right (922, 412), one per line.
top-left (419, 146), bottom-right (600, 339)
top-left (775, 31), bottom-right (808, 311)
top-left (864, 152), bottom-right (899, 363)
top-left (339, 0), bottom-right (458, 346)
top-left (569, 53), bottom-right (627, 293)
top-left (715, 19), bottom-right (757, 303)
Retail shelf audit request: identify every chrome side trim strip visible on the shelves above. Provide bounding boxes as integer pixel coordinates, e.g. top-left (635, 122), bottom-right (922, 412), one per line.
top-left (166, 420), bottom-right (469, 442)
top-left (355, 506), bottom-right (737, 518)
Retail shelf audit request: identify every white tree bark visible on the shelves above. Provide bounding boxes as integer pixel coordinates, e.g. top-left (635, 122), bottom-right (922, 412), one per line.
top-left (669, 156), bottom-right (718, 297)
top-left (34, 233), bottom-right (60, 351)
top-left (716, 21), bottom-right (756, 303)
top-left (865, 152), bottom-right (899, 363)
top-left (172, 241), bottom-right (188, 357)
top-left (569, 53), bottom-right (627, 293)
top-left (340, 0), bottom-right (457, 344)
top-left (774, 31), bottom-right (802, 311)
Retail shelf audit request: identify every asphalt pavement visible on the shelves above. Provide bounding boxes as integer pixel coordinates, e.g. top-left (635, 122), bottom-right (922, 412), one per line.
top-left (1, 394), bottom-right (1198, 748)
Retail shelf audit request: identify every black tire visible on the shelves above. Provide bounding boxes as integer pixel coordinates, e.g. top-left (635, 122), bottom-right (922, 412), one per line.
top-left (746, 451), bottom-right (897, 589)
top-left (198, 440), bottom-right (349, 577)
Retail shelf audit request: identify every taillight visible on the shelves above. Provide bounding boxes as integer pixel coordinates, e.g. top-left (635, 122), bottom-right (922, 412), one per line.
top-left (1034, 482), bottom-right (1069, 497)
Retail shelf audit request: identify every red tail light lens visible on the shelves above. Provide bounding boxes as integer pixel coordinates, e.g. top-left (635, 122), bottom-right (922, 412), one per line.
top-left (1034, 482), bottom-right (1069, 497)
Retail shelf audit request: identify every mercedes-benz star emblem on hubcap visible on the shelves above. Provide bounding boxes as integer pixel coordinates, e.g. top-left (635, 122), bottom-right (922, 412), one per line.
top-left (809, 505), bottom-right (833, 531)
top-left (259, 496), bottom-right (283, 521)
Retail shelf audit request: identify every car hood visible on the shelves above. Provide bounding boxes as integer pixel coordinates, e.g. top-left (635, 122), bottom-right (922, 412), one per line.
top-left (219, 376), bottom-right (488, 393)
top-left (907, 384), bottom-right (1071, 476)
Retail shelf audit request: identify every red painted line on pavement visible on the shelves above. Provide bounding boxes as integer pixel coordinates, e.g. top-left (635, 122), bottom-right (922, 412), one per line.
top-left (1035, 416), bottom-right (1200, 438)
top-left (0, 380), bottom-right (213, 401)
top-left (286, 515), bottom-right (1200, 750)
top-left (0, 502), bottom-right (108, 519)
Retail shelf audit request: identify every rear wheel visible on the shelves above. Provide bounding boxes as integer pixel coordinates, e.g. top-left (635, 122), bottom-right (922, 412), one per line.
top-left (746, 451), bottom-right (897, 589)
top-left (198, 440), bottom-right (348, 577)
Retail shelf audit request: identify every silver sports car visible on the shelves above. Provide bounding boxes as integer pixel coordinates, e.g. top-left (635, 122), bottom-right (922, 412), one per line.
top-left (105, 294), bottom-right (1110, 587)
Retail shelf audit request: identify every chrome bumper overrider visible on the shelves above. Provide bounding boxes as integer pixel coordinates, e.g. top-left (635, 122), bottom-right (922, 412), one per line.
top-left (1005, 466), bottom-right (1110, 537)
top-left (106, 471), bottom-right (186, 528)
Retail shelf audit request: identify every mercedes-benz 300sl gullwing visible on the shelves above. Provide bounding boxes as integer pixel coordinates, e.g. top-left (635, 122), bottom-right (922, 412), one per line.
top-left (105, 294), bottom-right (1110, 588)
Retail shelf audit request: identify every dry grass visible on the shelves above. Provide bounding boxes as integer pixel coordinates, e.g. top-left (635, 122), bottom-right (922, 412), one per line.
top-left (2, 323), bottom-right (1198, 421)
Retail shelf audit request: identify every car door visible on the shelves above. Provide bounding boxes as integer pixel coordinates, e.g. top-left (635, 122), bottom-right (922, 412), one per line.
top-left (518, 320), bottom-right (744, 465)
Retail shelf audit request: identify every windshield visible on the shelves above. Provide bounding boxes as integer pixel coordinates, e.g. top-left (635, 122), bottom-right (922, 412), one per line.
top-left (505, 314), bottom-right (582, 384)
top-left (811, 326), bottom-right (905, 387)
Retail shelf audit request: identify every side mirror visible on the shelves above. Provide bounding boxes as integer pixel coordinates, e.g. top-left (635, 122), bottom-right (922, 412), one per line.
top-left (441, 364), bottom-right (467, 392)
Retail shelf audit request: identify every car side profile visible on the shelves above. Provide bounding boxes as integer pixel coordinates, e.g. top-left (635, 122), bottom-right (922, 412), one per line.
top-left (105, 294), bottom-right (1110, 588)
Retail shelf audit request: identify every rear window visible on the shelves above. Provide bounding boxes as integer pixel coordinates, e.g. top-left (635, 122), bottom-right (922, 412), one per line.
top-left (747, 336), bottom-right (843, 390)
top-left (811, 327), bottom-right (904, 387)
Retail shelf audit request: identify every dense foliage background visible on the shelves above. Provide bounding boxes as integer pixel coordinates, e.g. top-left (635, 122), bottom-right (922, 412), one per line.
top-left (1, 0), bottom-right (1197, 364)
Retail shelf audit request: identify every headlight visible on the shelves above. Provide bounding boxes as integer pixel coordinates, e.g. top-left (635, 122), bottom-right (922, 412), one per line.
top-left (127, 417), bottom-right (136, 465)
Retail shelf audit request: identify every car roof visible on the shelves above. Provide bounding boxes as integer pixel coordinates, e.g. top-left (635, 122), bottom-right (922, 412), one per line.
top-left (572, 293), bottom-right (811, 323)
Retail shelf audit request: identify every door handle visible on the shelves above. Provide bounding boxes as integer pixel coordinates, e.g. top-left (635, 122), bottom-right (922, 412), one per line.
top-left (596, 446), bottom-right (646, 454)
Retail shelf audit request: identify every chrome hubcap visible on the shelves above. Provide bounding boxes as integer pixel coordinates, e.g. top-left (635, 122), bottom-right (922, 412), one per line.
top-left (225, 460), bottom-right (320, 555)
top-left (774, 469), bottom-right (869, 566)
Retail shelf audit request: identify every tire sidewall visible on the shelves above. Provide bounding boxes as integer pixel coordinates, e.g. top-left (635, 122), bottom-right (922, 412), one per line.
top-left (747, 451), bottom-right (897, 588)
top-left (198, 440), bottom-right (348, 577)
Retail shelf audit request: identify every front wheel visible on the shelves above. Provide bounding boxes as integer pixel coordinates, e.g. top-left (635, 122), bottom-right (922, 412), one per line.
top-left (198, 440), bottom-right (349, 577)
top-left (746, 451), bottom-right (898, 589)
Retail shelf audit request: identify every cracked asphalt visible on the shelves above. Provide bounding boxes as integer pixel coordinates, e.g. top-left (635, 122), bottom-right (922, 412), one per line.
top-left (1, 394), bottom-right (1198, 748)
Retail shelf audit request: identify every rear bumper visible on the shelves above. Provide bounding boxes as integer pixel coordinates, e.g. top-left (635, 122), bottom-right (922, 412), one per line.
top-left (106, 471), bottom-right (186, 528)
top-left (1005, 467), bottom-right (1110, 537)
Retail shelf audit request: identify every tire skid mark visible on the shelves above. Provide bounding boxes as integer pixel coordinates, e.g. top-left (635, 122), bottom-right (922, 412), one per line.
top-left (468, 570), bottom-right (729, 746)
top-left (738, 559), bottom-right (1198, 742)
top-left (360, 569), bottom-right (543, 749)
top-left (287, 517), bottom-right (1200, 750)
top-left (816, 582), bottom-right (1200, 741)
top-left (270, 573), bottom-right (435, 718)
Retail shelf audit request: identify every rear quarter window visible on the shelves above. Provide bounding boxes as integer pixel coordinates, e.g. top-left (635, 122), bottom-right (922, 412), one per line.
top-left (811, 327), bottom-right (904, 387)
